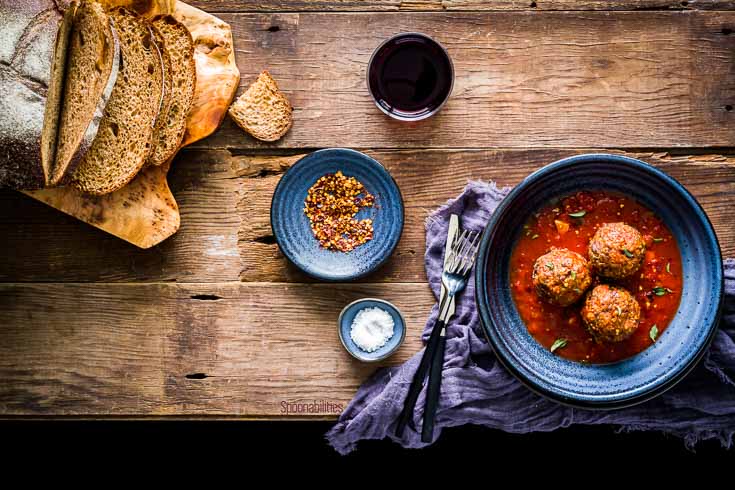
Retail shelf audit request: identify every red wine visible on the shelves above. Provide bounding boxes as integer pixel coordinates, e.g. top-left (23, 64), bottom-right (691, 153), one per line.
top-left (368, 33), bottom-right (453, 120)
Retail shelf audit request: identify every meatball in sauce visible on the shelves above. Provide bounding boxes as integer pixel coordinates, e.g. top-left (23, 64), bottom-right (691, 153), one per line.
top-left (532, 248), bottom-right (591, 307)
top-left (582, 284), bottom-right (641, 342)
top-left (589, 222), bottom-right (646, 279)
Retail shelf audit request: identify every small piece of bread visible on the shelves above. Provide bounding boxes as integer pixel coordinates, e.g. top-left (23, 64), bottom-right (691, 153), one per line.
top-left (147, 14), bottom-right (196, 166)
top-left (228, 70), bottom-right (292, 142)
top-left (52, 0), bottom-right (119, 185)
top-left (70, 7), bottom-right (163, 195)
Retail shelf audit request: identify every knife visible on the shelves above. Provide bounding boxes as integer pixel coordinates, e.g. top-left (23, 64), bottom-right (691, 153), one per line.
top-left (439, 214), bottom-right (459, 320)
top-left (395, 213), bottom-right (460, 437)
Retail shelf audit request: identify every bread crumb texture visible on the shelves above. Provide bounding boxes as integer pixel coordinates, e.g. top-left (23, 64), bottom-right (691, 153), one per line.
top-left (70, 8), bottom-right (163, 195)
top-left (228, 70), bottom-right (292, 142)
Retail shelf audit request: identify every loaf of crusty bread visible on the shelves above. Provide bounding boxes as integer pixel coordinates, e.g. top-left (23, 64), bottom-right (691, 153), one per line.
top-left (228, 70), bottom-right (293, 142)
top-left (51, 0), bottom-right (119, 186)
top-left (70, 7), bottom-right (164, 195)
top-left (148, 14), bottom-right (196, 166)
top-left (0, 0), bottom-right (71, 189)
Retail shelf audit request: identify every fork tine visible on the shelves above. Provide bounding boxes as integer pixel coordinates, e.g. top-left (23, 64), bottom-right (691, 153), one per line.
top-left (459, 231), bottom-right (480, 275)
top-left (447, 229), bottom-right (468, 271)
top-left (457, 232), bottom-right (473, 274)
top-left (453, 230), bottom-right (473, 271)
top-left (456, 232), bottom-right (472, 260)
top-left (448, 229), bottom-right (473, 273)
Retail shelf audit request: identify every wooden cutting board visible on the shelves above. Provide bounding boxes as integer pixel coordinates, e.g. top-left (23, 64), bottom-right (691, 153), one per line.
top-left (24, 0), bottom-right (240, 249)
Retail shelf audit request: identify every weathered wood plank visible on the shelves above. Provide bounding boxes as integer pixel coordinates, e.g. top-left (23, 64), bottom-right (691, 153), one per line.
top-left (187, 1), bottom-right (735, 12)
top-left (1, 149), bottom-right (733, 282)
top-left (0, 282), bottom-right (432, 417)
top-left (193, 12), bottom-right (735, 149)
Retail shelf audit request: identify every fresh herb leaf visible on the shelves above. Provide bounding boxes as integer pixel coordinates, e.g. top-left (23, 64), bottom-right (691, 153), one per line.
top-left (570, 270), bottom-right (576, 280)
top-left (653, 237), bottom-right (664, 243)
top-left (622, 248), bottom-right (634, 259)
top-left (650, 324), bottom-right (659, 342)
top-left (568, 210), bottom-right (586, 218)
top-left (550, 338), bottom-right (568, 353)
top-left (652, 286), bottom-right (669, 296)
top-left (546, 263), bottom-right (554, 270)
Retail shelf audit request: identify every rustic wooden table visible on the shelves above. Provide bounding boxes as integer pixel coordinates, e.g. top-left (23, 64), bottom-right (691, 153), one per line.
top-left (1, 0), bottom-right (734, 420)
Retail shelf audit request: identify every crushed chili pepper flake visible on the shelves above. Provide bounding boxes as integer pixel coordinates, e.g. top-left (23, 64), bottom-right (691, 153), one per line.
top-left (304, 171), bottom-right (375, 252)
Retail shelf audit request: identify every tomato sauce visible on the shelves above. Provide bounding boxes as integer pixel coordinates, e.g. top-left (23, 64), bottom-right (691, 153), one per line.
top-left (509, 191), bottom-right (682, 364)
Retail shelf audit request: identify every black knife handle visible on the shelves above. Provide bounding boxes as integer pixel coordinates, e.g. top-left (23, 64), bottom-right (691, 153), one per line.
top-left (421, 334), bottom-right (446, 443)
top-left (394, 319), bottom-right (445, 438)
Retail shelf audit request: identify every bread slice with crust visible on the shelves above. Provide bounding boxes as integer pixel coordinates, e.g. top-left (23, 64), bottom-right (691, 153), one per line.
top-left (149, 20), bottom-right (172, 155)
top-left (51, 0), bottom-right (119, 185)
top-left (70, 7), bottom-right (163, 195)
top-left (40, 1), bottom-right (76, 187)
top-left (228, 70), bottom-right (292, 142)
top-left (147, 14), bottom-right (196, 166)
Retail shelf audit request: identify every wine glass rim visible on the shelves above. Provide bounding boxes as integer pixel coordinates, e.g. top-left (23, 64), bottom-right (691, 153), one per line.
top-left (366, 31), bottom-right (455, 122)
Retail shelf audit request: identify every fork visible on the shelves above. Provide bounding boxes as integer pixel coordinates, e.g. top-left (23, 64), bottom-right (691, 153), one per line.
top-left (395, 228), bottom-right (480, 442)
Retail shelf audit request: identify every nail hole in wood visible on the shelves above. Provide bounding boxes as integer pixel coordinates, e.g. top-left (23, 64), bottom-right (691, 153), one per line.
top-left (190, 294), bottom-right (223, 301)
top-left (680, 1), bottom-right (688, 6)
top-left (530, 1), bottom-right (537, 7)
top-left (722, 27), bottom-right (733, 36)
top-left (185, 373), bottom-right (210, 379)
top-left (267, 25), bottom-right (280, 32)
top-left (254, 234), bottom-right (277, 245)
top-left (726, 105), bottom-right (733, 112)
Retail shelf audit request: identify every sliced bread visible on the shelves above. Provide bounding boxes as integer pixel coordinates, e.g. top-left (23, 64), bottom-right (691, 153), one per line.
top-left (228, 70), bottom-right (292, 142)
top-left (147, 14), bottom-right (196, 166)
top-left (51, 0), bottom-right (119, 185)
top-left (149, 20), bottom-right (172, 154)
top-left (70, 7), bottom-right (163, 195)
top-left (40, 1), bottom-right (76, 187)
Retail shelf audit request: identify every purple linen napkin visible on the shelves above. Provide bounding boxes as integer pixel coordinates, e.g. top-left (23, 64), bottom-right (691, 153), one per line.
top-left (326, 181), bottom-right (735, 454)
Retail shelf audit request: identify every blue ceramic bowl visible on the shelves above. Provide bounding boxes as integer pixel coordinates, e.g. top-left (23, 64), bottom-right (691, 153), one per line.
top-left (338, 298), bottom-right (406, 362)
top-left (271, 148), bottom-right (404, 281)
top-left (475, 154), bottom-right (724, 409)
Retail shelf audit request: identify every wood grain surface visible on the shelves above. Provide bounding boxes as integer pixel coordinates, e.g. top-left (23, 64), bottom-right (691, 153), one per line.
top-left (2, 4), bottom-right (735, 419)
top-left (186, 1), bottom-right (735, 12)
top-left (0, 282), bottom-right (432, 417)
top-left (198, 11), bottom-right (735, 149)
top-left (1, 150), bottom-right (733, 283)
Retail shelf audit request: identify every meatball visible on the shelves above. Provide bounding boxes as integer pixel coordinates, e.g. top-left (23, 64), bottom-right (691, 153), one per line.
top-left (581, 284), bottom-right (641, 342)
top-left (588, 222), bottom-right (646, 279)
top-left (532, 248), bottom-right (592, 306)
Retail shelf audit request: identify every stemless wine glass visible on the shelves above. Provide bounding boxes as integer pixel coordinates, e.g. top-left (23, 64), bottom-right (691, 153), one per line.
top-left (367, 32), bottom-right (454, 122)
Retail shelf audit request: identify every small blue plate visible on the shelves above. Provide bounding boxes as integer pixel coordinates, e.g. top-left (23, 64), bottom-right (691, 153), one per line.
top-left (338, 298), bottom-right (406, 362)
top-left (475, 154), bottom-right (724, 409)
top-left (270, 148), bottom-right (404, 281)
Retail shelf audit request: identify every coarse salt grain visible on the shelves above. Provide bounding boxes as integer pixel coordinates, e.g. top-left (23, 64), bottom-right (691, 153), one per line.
top-left (350, 306), bottom-right (395, 353)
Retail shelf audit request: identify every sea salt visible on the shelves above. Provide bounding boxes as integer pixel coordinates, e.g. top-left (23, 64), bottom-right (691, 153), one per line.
top-left (350, 307), bottom-right (395, 353)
